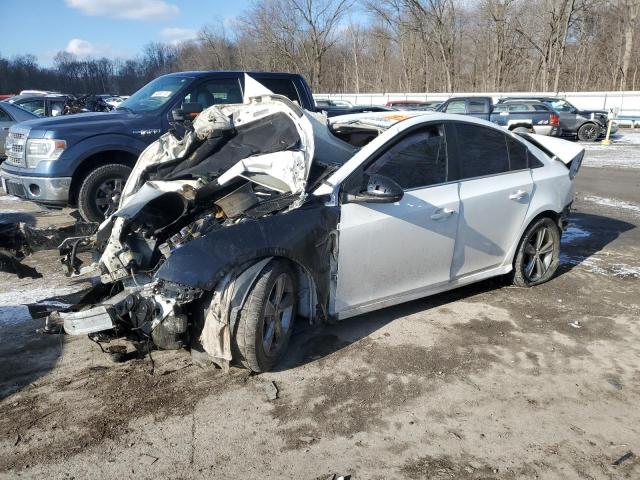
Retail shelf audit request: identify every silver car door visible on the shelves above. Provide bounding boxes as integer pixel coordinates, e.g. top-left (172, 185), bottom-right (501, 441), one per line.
top-left (334, 123), bottom-right (460, 318)
top-left (449, 123), bottom-right (534, 278)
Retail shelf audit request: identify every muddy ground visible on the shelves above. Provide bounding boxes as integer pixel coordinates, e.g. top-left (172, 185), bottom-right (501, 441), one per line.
top-left (0, 134), bottom-right (639, 479)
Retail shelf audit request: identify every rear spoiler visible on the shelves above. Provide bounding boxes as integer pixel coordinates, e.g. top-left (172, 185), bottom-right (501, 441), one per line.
top-left (518, 133), bottom-right (584, 179)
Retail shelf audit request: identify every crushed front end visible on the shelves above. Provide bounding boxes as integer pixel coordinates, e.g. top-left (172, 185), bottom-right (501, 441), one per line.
top-left (51, 87), bottom-right (354, 367)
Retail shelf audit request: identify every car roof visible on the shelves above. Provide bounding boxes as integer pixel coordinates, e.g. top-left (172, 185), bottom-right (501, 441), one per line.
top-left (161, 70), bottom-right (304, 80)
top-left (9, 93), bottom-right (68, 102)
top-left (0, 101), bottom-right (39, 120)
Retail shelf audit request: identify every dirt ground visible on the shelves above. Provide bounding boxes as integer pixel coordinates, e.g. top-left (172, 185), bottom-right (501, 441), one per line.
top-left (1, 133), bottom-right (639, 479)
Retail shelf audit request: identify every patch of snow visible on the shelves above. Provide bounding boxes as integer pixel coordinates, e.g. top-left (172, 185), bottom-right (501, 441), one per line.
top-left (583, 195), bottom-right (640, 215)
top-left (0, 287), bottom-right (76, 326)
top-left (561, 253), bottom-right (640, 278)
top-left (0, 195), bottom-right (21, 202)
top-left (561, 225), bottom-right (591, 244)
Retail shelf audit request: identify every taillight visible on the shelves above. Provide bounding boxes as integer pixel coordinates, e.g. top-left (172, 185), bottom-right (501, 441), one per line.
top-left (550, 114), bottom-right (560, 126)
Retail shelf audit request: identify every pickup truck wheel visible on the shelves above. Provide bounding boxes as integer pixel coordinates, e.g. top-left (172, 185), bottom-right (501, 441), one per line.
top-left (232, 260), bottom-right (297, 372)
top-left (77, 164), bottom-right (131, 222)
top-left (577, 123), bottom-right (599, 142)
top-left (512, 127), bottom-right (533, 134)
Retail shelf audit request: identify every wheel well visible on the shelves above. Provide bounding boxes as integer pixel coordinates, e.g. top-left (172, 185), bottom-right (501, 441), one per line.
top-left (275, 257), bottom-right (318, 322)
top-left (68, 150), bottom-right (138, 206)
top-left (508, 123), bottom-right (533, 131)
top-left (526, 210), bottom-right (561, 232)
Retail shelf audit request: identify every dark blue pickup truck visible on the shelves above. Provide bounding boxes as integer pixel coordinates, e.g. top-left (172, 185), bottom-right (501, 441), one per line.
top-left (1, 71), bottom-right (316, 222)
top-left (436, 97), bottom-right (561, 137)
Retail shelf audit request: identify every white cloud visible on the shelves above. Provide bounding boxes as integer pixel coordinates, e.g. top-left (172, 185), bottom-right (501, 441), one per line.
top-left (65, 38), bottom-right (113, 57)
top-left (160, 27), bottom-right (198, 44)
top-left (65, 0), bottom-right (179, 20)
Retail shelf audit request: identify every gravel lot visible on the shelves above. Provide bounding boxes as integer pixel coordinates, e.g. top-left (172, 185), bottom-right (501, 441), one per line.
top-left (1, 132), bottom-right (639, 479)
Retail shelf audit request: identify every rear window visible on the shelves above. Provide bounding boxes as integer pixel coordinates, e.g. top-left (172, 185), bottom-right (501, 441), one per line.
top-left (253, 77), bottom-right (301, 105)
top-left (468, 100), bottom-right (487, 113)
top-left (533, 104), bottom-right (550, 111)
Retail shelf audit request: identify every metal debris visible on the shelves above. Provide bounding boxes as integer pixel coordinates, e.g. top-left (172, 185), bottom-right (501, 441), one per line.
top-left (264, 380), bottom-right (279, 400)
top-left (612, 451), bottom-right (634, 466)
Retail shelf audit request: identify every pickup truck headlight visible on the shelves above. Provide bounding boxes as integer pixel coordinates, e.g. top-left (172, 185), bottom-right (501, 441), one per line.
top-left (25, 139), bottom-right (67, 168)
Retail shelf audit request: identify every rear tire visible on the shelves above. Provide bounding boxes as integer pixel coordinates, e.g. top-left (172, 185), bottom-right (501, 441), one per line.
top-left (512, 126), bottom-right (533, 134)
top-left (231, 260), bottom-right (297, 372)
top-left (77, 164), bottom-right (131, 222)
top-left (511, 217), bottom-right (561, 287)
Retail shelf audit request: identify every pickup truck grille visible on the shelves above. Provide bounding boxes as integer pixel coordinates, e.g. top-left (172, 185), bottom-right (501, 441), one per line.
top-left (4, 127), bottom-right (29, 167)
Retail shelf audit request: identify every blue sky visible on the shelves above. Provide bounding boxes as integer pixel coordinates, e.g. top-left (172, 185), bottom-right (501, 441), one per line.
top-left (1, 0), bottom-right (251, 66)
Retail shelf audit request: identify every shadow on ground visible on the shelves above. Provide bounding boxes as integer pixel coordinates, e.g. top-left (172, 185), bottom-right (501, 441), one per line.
top-left (558, 212), bottom-right (635, 276)
top-left (276, 277), bottom-right (505, 372)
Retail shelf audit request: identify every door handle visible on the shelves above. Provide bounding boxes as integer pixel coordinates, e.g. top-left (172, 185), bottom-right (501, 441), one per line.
top-left (430, 208), bottom-right (456, 220)
top-left (509, 190), bottom-right (527, 200)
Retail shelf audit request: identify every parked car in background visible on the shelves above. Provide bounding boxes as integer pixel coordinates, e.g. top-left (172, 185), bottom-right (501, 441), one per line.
top-left (497, 96), bottom-right (617, 141)
top-left (0, 71), bottom-right (318, 222)
top-left (56, 107), bottom-right (582, 372)
top-left (385, 100), bottom-right (442, 110)
top-left (436, 97), bottom-right (561, 136)
top-left (329, 105), bottom-right (396, 117)
top-left (0, 94), bottom-right (16, 101)
top-left (105, 96), bottom-right (126, 108)
top-left (0, 102), bottom-right (39, 161)
top-left (7, 92), bottom-right (69, 117)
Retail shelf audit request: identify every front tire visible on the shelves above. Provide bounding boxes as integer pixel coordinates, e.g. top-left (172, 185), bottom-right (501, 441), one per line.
top-left (77, 164), bottom-right (131, 222)
top-left (511, 217), bottom-right (561, 287)
top-left (232, 260), bottom-right (297, 372)
top-left (577, 123), bottom-right (599, 142)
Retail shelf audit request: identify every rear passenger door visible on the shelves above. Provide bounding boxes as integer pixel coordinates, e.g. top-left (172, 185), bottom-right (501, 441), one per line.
top-left (449, 123), bottom-right (533, 278)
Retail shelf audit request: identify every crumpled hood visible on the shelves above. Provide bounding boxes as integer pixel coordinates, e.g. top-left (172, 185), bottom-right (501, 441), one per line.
top-left (94, 90), bottom-right (355, 281)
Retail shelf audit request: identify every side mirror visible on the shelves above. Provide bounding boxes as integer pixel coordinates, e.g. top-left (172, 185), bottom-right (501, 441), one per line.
top-left (346, 174), bottom-right (404, 204)
top-left (171, 102), bottom-right (203, 122)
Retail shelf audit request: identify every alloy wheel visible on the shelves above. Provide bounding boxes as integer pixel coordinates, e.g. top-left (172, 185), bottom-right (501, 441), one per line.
top-left (262, 273), bottom-right (295, 356)
top-left (581, 124), bottom-right (598, 141)
top-left (94, 177), bottom-right (124, 217)
top-left (523, 226), bottom-right (555, 282)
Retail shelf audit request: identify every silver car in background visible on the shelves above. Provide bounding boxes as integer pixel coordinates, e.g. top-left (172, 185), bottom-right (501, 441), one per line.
top-left (0, 102), bottom-right (38, 161)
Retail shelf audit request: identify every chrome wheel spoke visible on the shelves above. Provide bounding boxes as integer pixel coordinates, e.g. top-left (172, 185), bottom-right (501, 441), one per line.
top-left (263, 321), bottom-right (276, 352)
top-left (535, 228), bottom-right (546, 249)
top-left (539, 241), bottom-right (554, 254)
top-left (264, 299), bottom-right (277, 318)
top-left (525, 258), bottom-right (536, 278)
top-left (535, 256), bottom-right (545, 278)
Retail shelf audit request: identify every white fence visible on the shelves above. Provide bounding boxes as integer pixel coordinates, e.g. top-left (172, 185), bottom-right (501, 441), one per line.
top-left (314, 91), bottom-right (640, 119)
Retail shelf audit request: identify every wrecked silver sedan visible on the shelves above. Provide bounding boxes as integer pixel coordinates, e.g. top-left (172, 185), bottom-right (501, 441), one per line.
top-left (53, 81), bottom-right (582, 372)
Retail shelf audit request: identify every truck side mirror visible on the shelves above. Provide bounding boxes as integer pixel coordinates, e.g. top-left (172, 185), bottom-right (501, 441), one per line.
top-left (171, 102), bottom-right (203, 122)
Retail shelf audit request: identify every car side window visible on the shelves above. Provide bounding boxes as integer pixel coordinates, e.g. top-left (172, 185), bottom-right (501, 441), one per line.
top-left (182, 78), bottom-right (243, 109)
top-left (365, 125), bottom-right (448, 190)
top-left (50, 100), bottom-right (65, 117)
top-left (467, 100), bottom-right (486, 113)
top-left (0, 107), bottom-right (11, 121)
top-left (455, 123), bottom-right (509, 178)
top-left (508, 104), bottom-right (530, 112)
top-left (18, 99), bottom-right (45, 116)
top-left (506, 136), bottom-right (528, 170)
top-left (445, 100), bottom-right (466, 113)
top-left (252, 78), bottom-right (302, 105)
